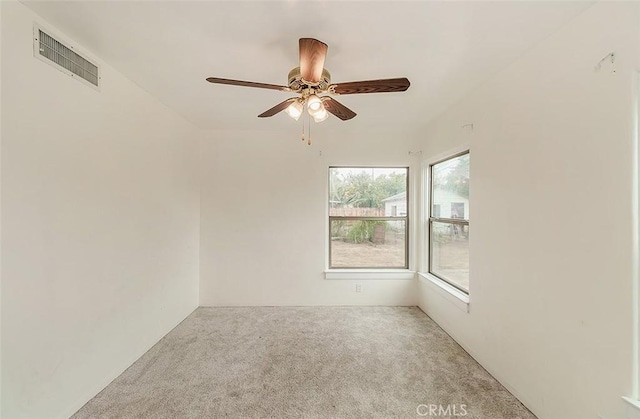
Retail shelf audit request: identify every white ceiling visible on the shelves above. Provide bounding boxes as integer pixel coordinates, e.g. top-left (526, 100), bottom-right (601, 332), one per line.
top-left (23, 1), bottom-right (593, 132)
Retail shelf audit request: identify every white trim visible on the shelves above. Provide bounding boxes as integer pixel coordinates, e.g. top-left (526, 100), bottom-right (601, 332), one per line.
top-left (623, 396), bottom-right (640, 419)
top-left (61, 305), bottom-right (197, 418)
top-left (416, 305), bottom-right (540, 418)
top-left (419, 160), bottom-right (429, 272)
top-left (324, 165), bottom-right (330, 270)
top-left (632, 70), bottom-right (640, 401)
top-left (418, 272), bottom-right (469, 312)
top-left (423, 143), bottom-right (471, 169)
top-left (408, 163), bottom-right (418, 272)
top-left (421, 146), bottom-right (471, 300)
top-left (324, 269), bottom-right (415, 280)
top-left (326, 165), bottom-right (411, 270)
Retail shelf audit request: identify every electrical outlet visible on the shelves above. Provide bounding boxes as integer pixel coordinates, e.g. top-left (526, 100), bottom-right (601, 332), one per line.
top-left (355, 283), bottom-right (362, 293)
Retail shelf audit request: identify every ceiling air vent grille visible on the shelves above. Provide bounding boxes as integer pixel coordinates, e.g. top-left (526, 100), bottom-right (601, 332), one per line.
top-left (34, 26), bottom-right (100, 88)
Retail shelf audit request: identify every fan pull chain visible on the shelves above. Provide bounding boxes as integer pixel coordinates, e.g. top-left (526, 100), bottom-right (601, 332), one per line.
top-left (298, 104), bottom-right (312, 146)
top-left (302, 108), bottom-right (308, 142)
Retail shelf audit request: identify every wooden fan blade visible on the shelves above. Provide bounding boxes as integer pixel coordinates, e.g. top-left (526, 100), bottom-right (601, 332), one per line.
top-left (258, 98), bottom-right (298, 118)
top-left (206, 77), bottom-right (289, 91)
top-left (322, 97), bottom-right (356, 121)
top-left (299, 38), bottom-right (328, 83)
top-left (330, 78), bottom-right (410, 95)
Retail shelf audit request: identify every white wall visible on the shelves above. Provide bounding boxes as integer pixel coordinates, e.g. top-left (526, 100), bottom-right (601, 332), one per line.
top-left (0, 2), bottom-right (200, 418)
top-left (3, 1), bottom-right (637, 417)
top-left (417, 3), bottom-right (639, 419)
top-left (0, 1), bottom-right (4, 413)
top-left (199, 128), bottom-right (420, 306)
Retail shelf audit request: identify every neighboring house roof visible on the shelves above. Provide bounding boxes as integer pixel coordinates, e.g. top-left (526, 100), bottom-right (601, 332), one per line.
top-left (382, 191), bottom-right (406, 203)
top-left (382, 189), bottom-right (468, 204)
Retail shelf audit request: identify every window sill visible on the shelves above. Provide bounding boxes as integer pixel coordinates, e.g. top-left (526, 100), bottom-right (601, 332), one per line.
top-left (418, 272), bottom-right (470, 313)
top-left (623, 397), bottom-right (640, 418)
top-left (324, 269), bottom-right (415, 280)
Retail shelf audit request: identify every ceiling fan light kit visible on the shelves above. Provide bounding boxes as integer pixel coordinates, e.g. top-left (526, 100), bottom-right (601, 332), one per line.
top-left (312, 108), bottom-right (329, 123)
top-left (285, 99), bottom-right (303, 121)
top-left (206, 38), bottom-right (411, 144)
top-left (306, 94), bottom-right (323, 114)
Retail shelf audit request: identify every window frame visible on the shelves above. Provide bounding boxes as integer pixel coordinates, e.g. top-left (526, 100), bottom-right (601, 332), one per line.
top-left (328, 166), bottom-right (410, 270)
top-left (631, 70), bottom-right (640, 410)
top-left (427, 151), bottom-right (470, 294)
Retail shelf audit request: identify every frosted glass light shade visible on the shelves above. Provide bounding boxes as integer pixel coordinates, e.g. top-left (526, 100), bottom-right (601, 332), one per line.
top-left (285, 100), bottom-right (303, 120)
top-left (313, 108), bottom-right (329, 122)
top-left (307, 95), bottom-right (322, 114)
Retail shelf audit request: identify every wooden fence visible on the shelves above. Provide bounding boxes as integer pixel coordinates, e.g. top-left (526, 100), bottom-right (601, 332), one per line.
top-left (329, 207), bottom-right (384, 217)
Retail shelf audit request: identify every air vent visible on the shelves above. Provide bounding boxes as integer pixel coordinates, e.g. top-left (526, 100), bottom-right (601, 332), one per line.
top-left (34, 25), bottom-right (100, 88)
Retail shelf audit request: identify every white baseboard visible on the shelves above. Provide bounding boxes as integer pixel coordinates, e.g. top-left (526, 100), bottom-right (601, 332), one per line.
top-left (416, 304), bottom-right (543, 419)
top-left (60, 305), bottom-right (198, 419)
top-left (624, 397), bottom-right (640, 419)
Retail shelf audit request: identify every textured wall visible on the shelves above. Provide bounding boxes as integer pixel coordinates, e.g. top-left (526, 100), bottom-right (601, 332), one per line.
top-left (1, 2), bottom-right (200, 417)
top-left (417, 3), bottom-right (639, 418)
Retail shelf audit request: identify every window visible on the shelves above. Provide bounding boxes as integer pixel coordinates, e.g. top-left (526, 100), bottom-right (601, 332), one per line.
top-left (433, 204), bottom-right (441, 218)
top-left (329, 167), bottom-right (408, 269)
top-left (428, 152), bottom-right (469, 292)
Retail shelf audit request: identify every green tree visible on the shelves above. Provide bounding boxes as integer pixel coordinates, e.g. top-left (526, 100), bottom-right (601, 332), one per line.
top-left (435, 155), bottom-right (469, 198)
top-left (346, 220), bottom-right (385, 243)
top-left (337, 171), bottom-right (406, 209)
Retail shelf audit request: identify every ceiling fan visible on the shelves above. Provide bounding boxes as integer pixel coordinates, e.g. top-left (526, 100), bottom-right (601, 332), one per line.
top-left (206, 38), bottom-right (410, 124)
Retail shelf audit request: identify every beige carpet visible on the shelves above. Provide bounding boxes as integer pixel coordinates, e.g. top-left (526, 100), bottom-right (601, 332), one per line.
top-left (72, 307), bottom-right (535, 418)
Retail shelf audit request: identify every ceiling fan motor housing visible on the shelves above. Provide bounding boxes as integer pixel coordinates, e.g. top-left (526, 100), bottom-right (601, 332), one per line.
top-left (288, 67), bottom-right (331, 93)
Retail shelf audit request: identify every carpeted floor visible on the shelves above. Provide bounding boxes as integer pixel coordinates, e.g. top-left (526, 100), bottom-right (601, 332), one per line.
top-left (72, 307), bottom-right (536, 418)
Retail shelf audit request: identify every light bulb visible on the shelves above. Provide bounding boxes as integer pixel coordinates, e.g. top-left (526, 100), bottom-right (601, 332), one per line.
top-left (313, 108), bottom-right (328, 123)
top-left (306, 95), bottom-right (322, 115)
top-left (285, 100), bottom-right (303, 121)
